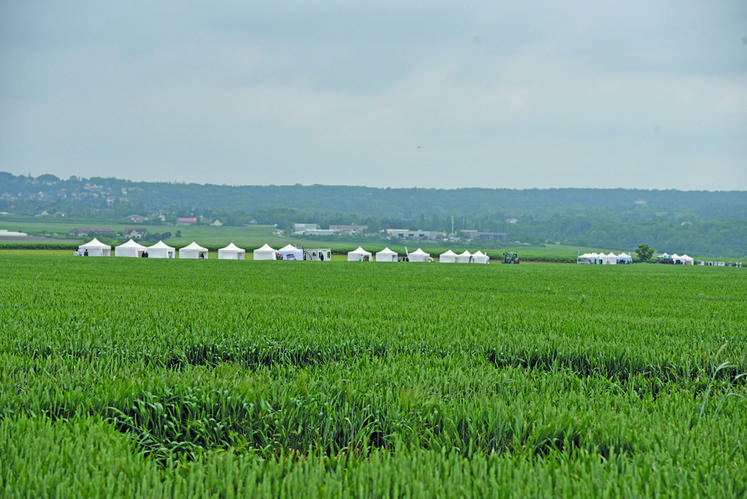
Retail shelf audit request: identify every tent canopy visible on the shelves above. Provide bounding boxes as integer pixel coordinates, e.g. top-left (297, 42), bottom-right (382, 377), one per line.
top-left (375, 247), bottom-right (397, 262)
top-left (79, 238), bottom-right (110, 249)
top-left (408, 248), bottom-right (431, 262)
top-left (348, 246), bottom-right (373, 261)
top-left (472, 250), bottom-right (489, 264)
top-left (115, 239), bottom-right (146, 257)
top-left (218, 242), bottom-right (246, 260)
top-left (253, 243), bottom-right (277, 260)
top-left (179, 241), bottom-right (209, 259)
top-left (439, 249), bottom-right (457, 263)
top-left (455, 250), bottom-right (472, 263)
top-left (181, 241), bottom-right (207, 251)
top-left (78, 238), bottom-right (111, 256)
top-left (150, 240), bottom-right (174, 250)
top-left (278, 244), bottom-right (302, 261)
top-left (148, 240), bottom-right (176, 259)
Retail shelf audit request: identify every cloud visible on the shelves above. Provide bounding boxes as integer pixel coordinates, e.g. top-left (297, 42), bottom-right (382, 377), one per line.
top-left (1, 1), bottom-right (745, 189)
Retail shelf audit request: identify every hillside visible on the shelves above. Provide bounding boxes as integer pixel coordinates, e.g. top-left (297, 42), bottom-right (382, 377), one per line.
top-left (1, 172), bottom-right (746, 256)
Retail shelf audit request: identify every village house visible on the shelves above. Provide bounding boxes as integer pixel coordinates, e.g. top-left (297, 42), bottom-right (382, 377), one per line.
top-left (124, 228), bottom-right (148, 239)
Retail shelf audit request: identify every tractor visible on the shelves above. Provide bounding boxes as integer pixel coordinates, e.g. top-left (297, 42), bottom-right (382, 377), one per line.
top-left (503, 252), bottom-right (519, 264)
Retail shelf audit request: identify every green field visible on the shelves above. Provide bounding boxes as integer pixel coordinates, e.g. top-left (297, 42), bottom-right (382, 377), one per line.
top-left (5, 215), bottom-right (746, 265)
top-left (1, 253), bottom-right (745, 497)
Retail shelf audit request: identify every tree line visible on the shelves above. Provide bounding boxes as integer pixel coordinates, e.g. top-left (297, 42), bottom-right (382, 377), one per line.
top-left (1, 172), bottom-right (745, 256)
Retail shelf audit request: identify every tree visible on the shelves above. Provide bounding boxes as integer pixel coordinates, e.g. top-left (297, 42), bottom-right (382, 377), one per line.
top-left (635, 243), bottom-right (655, 262)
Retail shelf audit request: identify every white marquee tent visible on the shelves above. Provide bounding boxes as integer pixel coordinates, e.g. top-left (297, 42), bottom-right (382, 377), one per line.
top-left (218, 242), bottom-right (246, 260)
top-left (577, 252), bottom-right (599, 264)
top-left (408, 248), bottom-right (431, 262)
top-left (148, 240), bottom-right (176, 259)
top-left (578, 252), bottom-right (633, 264)
top-left (115, 239), bottom-right (146, 258)
top-left (278, 244), bottom-right (303, 261)
top-left (347, 246), bottom-right (373, 262)
top-left (472, 250), bottom-right (490, 264)
top-left (439, 249), bottom-right (457, 263)
top-left (602, 252), bottom-right (618, 265)
top-left (253, 243), bottom-right (277, 260)
top-left (673, 254), bottom-right (694, 265)
top-left (455, 250), bottom-right (472, 263)
top-left (375, 247), bottom-right (398, 262)
top-left (179, 241), bottom-right (209, 259)
top-left (78, 238), bottom-right (111, 257)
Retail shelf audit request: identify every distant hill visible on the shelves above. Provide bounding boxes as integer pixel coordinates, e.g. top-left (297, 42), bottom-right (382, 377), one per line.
top-left (2, 171), bottom-right (745, 220)
top-left (2, 172), bottom-right (746, 256)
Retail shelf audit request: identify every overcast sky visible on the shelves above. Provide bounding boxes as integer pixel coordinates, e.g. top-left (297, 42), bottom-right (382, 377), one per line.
top-left (1, 1), bottom-right (745, 190)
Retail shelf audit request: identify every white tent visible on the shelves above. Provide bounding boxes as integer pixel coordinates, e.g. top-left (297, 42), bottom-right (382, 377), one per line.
top-left (439, 249), bottom-right (457, 263)
top-left (278, 244), bottom-right (303, 261)
top-left (218, 242), bottom-right (246, 260)
top-left (115, 239), bottom-right (146, 258)
top-left (455, 250), bottom-right (472, 263)
top-left (148, 240), bottom-right (176, 259)
top-left (253, 243), bottom-right (278, 261)
top-left (78, 238), bottom-right (111, 257)
top-left (602, 252), bottom-right (618, 265)
top-left (179, 241), bottom-right (209, 259)
top-left (375, 247), bottom-right (398, 262)
top-left (472, 250), bottom-right (490, 264)
top-left (408, 248), bottom-right (431, 262)
top-left (577, 253), bottom-right (593, 264)
top-left (347, 246), bottom-right (373, 262)
top-left (673, 254), bottom-right (694, 265)
top-left (618, 253), bottom-right (633, 264)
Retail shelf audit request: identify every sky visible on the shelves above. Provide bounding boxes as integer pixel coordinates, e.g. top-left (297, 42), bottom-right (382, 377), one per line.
top-left (1, 1), bottom-right (746, 190)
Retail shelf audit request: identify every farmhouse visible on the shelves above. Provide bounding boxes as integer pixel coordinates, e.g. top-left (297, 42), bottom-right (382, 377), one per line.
top-left (70, 227), bottom-right (115, 237)
top-left (330, 224), bottom-right (367, 235)
top-left (464, 231), bottom-right (508, 242)
top-left (125, 228), bottom-right (148, 239)
top-left (0, 229), bottom-right (28, 238)
top-left (387, 229), bottom-right (441, 240)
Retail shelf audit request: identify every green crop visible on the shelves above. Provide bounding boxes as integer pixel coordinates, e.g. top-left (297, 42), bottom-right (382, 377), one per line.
top-left (0, 253), bottom-right (745, 497)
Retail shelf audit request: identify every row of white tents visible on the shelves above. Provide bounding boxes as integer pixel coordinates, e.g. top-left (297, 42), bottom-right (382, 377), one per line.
top-left (657, 253), bottom-right (695, 265)
top-left (577, 252), bottom-right (633, 264)
top-left (346, 246), bottom-right (489, 263)
top-left (77, 238), bottom-right (245, 259)
top-left (77, 239), bottom-right (491, 263)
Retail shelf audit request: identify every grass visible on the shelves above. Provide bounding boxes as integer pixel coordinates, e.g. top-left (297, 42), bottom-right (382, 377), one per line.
top-left (7, 214), bottom-right (747, 263)
top-left (1, 252), bottom-right (745, 496)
